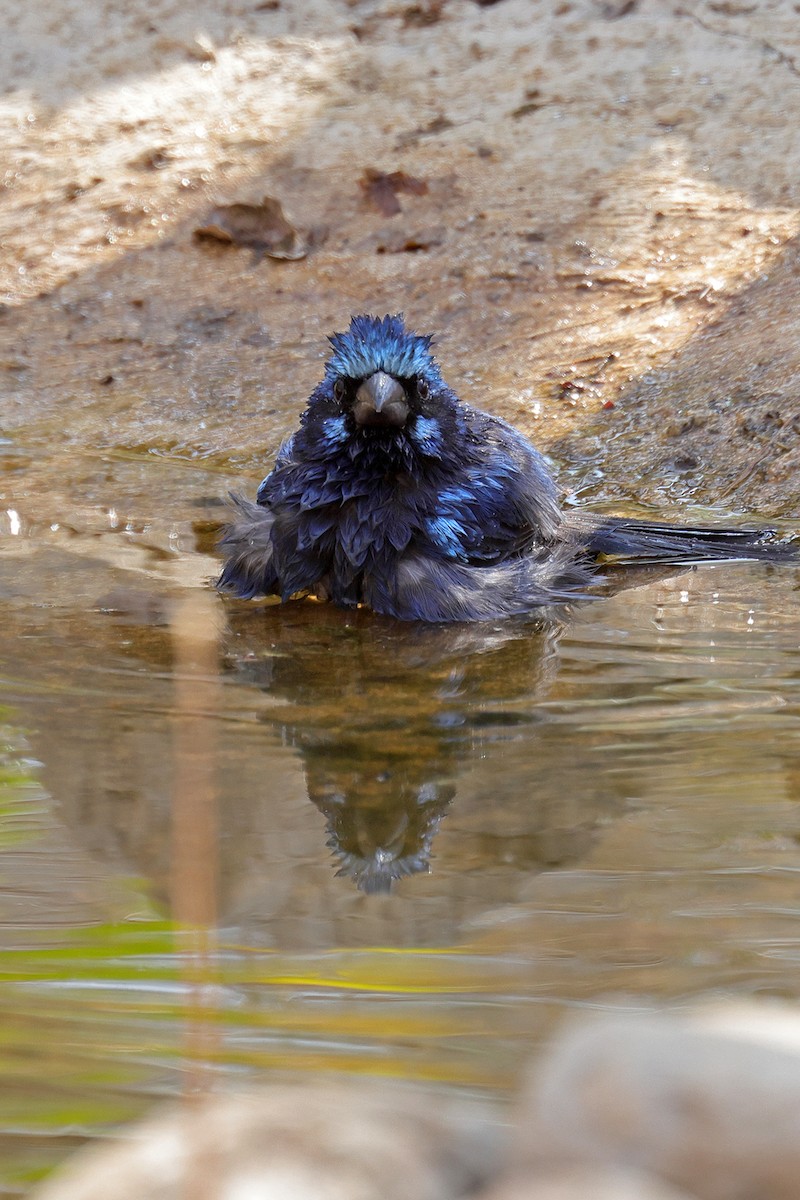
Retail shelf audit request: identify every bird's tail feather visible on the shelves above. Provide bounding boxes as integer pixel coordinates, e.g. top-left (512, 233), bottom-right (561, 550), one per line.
top-left (570, 513), bottom-right (797, 566)
top-left (217, 493), bottom-right (278, 599)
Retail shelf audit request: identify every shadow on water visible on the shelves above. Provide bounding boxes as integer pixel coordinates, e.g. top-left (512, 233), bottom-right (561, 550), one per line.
top-left (220, 558), bottom-right (727, 896)
top-left (2, 560), bottom-right (616, 923)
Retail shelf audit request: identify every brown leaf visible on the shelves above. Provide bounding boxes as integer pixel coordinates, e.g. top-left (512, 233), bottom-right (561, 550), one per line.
top-left (194, 196), bottom-right (307, 259)
top-left (359, 169), bottom-right (428, 217)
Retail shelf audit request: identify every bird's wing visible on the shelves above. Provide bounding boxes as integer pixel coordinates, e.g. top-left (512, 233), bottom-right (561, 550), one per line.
top-left (431, 408), bottom-right (563, 565)
top-left (365, 542), bottom-right (589, 622)
top-left (217, 494), bottom-right (278, 598)
top-left (256, 433), bottom-right (298, 504)
top-left (564, 511), bottom-right (796, 564)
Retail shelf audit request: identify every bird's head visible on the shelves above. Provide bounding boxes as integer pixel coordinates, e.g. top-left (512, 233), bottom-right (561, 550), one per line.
top-left (304, 314), bottom-right (456, 455)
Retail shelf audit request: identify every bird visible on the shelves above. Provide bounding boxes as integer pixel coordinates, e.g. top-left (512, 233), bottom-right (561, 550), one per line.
top-left (218, 314), bottom-right (795, 622)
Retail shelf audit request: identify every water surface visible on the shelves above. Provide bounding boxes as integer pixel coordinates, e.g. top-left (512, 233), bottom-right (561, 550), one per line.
top-left (2, 452), bottom-right (800, 1194)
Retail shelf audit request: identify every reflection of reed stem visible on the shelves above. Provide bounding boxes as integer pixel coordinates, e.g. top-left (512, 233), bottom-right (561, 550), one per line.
top-left (170, 590), bottom-right (222, 1199)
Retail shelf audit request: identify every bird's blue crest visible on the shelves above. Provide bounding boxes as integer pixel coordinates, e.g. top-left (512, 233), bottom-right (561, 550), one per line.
top-left (325, 314), bottom-right (439, 382)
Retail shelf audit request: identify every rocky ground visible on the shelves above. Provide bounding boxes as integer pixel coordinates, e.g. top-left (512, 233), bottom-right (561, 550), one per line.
top-left (2, 0), bottom-right (800, 524)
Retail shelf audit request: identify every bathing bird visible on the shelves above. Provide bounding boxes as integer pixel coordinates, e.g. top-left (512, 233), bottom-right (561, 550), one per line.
top-left (219, 314), bottom-right (793, 622)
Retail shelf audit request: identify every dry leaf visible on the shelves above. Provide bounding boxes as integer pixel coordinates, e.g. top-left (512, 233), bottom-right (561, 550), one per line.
top-left (194, 196), bottom-right (307, 259)
top-left (359, 169), bottom-right (428, 217)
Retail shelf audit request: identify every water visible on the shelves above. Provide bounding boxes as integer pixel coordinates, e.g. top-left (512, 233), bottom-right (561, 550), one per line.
top-left (2, 452), bottom-right (800, 1195)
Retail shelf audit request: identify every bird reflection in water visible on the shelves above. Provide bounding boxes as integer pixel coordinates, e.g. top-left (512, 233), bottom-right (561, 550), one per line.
top-left (223, 604), bottom-right (564, 893)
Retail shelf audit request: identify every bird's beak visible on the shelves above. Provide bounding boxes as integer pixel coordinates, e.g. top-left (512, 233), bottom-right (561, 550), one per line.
top-left (352, 371), bottom-right (410, 428)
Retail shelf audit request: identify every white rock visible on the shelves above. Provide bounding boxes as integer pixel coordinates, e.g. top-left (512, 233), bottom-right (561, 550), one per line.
top-left (517, 1006), bottom-right (800, 1200)
top-left (32, 1082), bottom-right (503, 1200)
top-left (475, 1164), bottom-right (697, 1199)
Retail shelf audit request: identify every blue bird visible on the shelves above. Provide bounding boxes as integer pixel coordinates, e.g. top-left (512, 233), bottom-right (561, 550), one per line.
top-left (219, 314), bottom-right (794, 622)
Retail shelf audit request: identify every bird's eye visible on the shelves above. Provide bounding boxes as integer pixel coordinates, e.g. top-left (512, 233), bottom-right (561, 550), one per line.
top-left (333, 378), bottom-right (347, 403)
top-left (416, 377), bottom-right (430, 401)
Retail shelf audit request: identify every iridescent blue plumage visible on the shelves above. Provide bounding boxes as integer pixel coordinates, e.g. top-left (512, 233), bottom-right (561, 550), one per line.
top-left (219, 314), bottom-right (794, 621)
top-left (325, 313), bottom-right (440, 385)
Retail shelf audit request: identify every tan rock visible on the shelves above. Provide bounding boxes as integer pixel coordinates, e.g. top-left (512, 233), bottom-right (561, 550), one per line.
top-left (476, 1164), bottom-right (697, 1199)
top-left (32, 1082), bottom-right (503, 1200)
top-left (517, 1007), bottom-right (800, 1200)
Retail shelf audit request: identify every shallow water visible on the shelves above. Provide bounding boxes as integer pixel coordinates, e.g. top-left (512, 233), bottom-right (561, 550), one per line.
top-left (2, 453), bottom-right (800, 1194)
